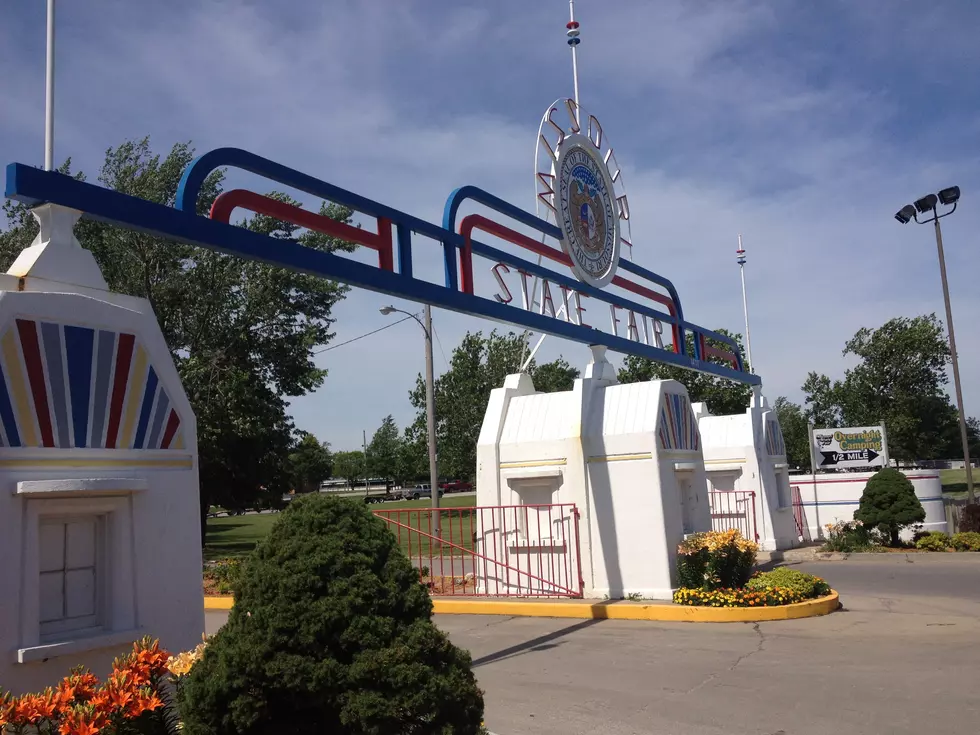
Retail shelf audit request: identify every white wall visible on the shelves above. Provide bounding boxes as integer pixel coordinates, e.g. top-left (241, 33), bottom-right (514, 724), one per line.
top-left (476, 349), bottom-right (711, 601)
top-left (791, 472), bottom-right (947, 539)
top-left (696, 396), bottom-right (798, 551)
top-left (0, 218), bottom-right (202, 694)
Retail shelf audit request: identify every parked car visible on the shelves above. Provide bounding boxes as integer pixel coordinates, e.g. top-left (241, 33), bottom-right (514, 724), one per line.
top-left (408, 484), bottom-right (444, 500)
top-left (439, 480), bottom-right (473, 493)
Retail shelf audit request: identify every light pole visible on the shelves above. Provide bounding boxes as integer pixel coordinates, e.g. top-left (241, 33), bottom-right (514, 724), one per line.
top-left (380, 305), bottom-right (440, 535)
top-left (895, 186), bottom-right (974, 504)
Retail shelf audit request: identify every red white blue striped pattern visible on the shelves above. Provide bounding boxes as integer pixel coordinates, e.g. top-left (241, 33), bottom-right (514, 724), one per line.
top-left (658, 392), bottom-right (700, 451)
top-left (0, 319), bottom-right (182, 449)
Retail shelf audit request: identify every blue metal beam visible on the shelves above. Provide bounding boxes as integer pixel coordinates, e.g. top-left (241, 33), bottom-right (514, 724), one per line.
top-left (5, 162), bottom-right (760, 385)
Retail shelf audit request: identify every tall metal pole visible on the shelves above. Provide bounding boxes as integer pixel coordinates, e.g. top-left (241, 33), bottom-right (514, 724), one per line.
top-left (44, 0), bottom-right (56, 170)
top-left (423, 305), bottom-right (441, 537)
top-left (933, 217), bottom-right (974, 504)
top-left (736, 234), bottom-right (754, 372)
top-left (568, 0), bottom-right (581, 126)
top-left (362, 429), bottom-right (368, 499)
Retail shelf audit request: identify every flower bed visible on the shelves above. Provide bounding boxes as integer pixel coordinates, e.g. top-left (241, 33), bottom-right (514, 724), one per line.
top-left (672, 530), bottom-right (834, 609)
top-left (673, 586), bottom-right (804, 607)
top-left (0, 636), bottom-right (206, 734)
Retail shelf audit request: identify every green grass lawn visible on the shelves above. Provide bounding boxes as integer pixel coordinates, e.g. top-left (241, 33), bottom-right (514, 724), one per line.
top-left (940, 468), bottom-right (974, 499)
top-left (204, 494), bottom-right (478, 562)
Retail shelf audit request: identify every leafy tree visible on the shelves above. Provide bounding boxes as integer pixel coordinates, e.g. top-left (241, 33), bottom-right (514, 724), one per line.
top-left (367, 415), bottom-right (402, 481)
top-left (288, 432), bottom-right (333, 494)
top-left (617, 329), bottom-right (752, 416)
top-left (528, 356), bottom-right (579, 393)
top-left (407, 331), bottom-right (580, 481)
top-left (177, 493), bottom-right (485, 734)
top-left (332, 450), bottom-right (365, 487)
top-left (800, 371), bottom-right (841, 428)
top-left (396, 430), bottom-right (428, 485)
top-left (0, 138), bottom-right (356, 533)
top-left (854, 467), bottom-right (926, 546)
top-left (773, 397), bottom-right (811, 470)
top-left (802, 315), bottom-right (976, 462)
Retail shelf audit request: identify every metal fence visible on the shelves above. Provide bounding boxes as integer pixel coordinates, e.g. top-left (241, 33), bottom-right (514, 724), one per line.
top-left (708, 490), bottom-right (758, 541)
top-left (372, 504), bottom-right (584, 598)
top-left (791, 486), bottom-right (812, 543)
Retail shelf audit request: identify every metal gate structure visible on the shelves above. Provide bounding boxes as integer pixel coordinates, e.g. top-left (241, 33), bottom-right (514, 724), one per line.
top-left (373, 504), bottom-right (584, 598)
top-left (708, 490), bottom-right (759, 541)
top-left (791, 485), bottom-right (812, 543)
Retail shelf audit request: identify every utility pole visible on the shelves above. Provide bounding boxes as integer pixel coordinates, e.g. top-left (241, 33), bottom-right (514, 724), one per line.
top-left (424, 305), bottom-right (441, 538)
top-left (362, 429), bottom-right (368, 499)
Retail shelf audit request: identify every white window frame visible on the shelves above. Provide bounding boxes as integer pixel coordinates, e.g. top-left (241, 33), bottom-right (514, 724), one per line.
top-left (38, 514), bottom-right (106, 641)
top-left (15, 480), bottom-right (144, 664)
top-left (504, 469), bottom-right (563, 548)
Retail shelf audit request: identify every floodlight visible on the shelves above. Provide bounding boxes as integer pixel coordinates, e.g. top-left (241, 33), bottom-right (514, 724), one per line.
top-left (914, 194), bottom-right (938, 213)
top-left (938, 186), bottom-right (960, 206)
top-left (894, 204), bottom-right (916, 224)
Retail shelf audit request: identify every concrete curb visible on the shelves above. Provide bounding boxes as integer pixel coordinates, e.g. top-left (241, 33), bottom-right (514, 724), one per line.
top-left (203, 591), bottom-right (841, 622)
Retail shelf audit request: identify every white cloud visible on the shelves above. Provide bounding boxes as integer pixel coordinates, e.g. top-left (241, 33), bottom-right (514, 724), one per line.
top-left (2, 0), bottom-right (980, 451)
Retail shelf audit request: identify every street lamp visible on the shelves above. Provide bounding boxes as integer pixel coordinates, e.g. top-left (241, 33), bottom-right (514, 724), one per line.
top-left (894, 185), bottom-right (973, 504)
top-left (380, 304), bottom-right (441, 535)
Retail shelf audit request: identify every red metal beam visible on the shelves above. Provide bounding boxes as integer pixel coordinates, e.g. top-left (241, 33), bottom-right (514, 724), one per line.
top-left (458, 213), bottom-right (680, 351)
top-left (209, 188), bottom-right (394, 272)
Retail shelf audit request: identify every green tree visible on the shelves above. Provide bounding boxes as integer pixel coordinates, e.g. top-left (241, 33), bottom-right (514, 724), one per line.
top-left (407, 331), bottom-right (580, 481)
top-left (854, 467), bottom-right (926, 546)
top-left (0, 138), bottom-right (356, 532)
top-left (773, 397), bottom-right (811, 470)
top-left (332, 450), bottom-right (365, 487)
top-left (396, 430), bottom-right (428, 485)
top-left (367, 415), bottom-right (402, 480)
top-left (530, 356), bottom-right (580, 393)
top-left (802, 315), bottom-right (973, 462)
top-left (617, 329), bottom-right (752, 416)
top-left (288, 432), bottom-right (333, 494)
top-left (177, 493), bottom-right (485, 734)
top-left (800, 371), bottom-right (842, 428)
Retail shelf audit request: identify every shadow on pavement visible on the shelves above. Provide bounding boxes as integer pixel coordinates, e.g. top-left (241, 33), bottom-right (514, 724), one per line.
top-left (471, 618), bottom-right (603, 668)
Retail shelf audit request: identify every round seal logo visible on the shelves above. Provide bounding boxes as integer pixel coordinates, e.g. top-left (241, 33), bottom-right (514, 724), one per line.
top-left (555, 133), bottom-right (621, 289)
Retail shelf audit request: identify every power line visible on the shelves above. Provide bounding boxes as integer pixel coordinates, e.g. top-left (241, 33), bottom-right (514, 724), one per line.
top-left (432, 323), bottom-right (450, 369)
top-left (314, 312), bottom-right (419, 354)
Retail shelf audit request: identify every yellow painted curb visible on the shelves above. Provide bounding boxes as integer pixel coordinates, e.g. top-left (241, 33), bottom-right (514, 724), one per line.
top-left (204, 596), bottom-right (234, 610)
top-left (204, 591), bottom-right (840, 622)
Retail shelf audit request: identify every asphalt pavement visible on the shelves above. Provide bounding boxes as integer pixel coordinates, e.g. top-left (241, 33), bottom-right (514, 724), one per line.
top-left (205, 554), bottom-right (980, 735)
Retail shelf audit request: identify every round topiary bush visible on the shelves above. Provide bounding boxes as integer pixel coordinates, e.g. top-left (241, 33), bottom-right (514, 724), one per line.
top-left (178, 493), bottom-right (485, 734)
top-left (854, 468), bottom-right (925, 546)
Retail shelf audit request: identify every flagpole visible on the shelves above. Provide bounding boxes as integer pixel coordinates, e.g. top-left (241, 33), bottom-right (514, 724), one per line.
top-left (736, 234), bottom-right (754, 372)
top-left (567, 0), bottom-right (581, 125)
top-left (520, 3), bottom-right (584, 372)
top-left (44, 0), bottom-right (55, 170)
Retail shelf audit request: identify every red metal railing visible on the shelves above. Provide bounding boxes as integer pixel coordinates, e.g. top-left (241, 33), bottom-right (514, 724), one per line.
top-left (372, 504), bottom-right (584, 598)
top-left (708, 490), bottom-right (758, 541)
top-left (791, 486), bottom-right (812, 543)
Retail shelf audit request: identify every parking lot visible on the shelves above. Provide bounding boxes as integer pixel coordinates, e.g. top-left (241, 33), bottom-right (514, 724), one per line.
top-left (205, 555), bottom-right (980, 735)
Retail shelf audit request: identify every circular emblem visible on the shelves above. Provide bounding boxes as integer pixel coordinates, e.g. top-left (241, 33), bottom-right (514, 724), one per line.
top-left (555, 133), bottom-right (620, 288)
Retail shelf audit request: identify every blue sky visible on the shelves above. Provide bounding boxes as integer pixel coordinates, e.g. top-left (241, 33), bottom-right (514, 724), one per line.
top-left (3, 0), bottom-right (980, 452)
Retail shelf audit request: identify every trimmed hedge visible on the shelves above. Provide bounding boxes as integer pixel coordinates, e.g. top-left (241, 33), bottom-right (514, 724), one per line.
top-left (951, 531), bottom-right (980, 551)
top-left (745, 568), bottom-right (830, 599)
top-left (915, 531), bottom-right (951, 551)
